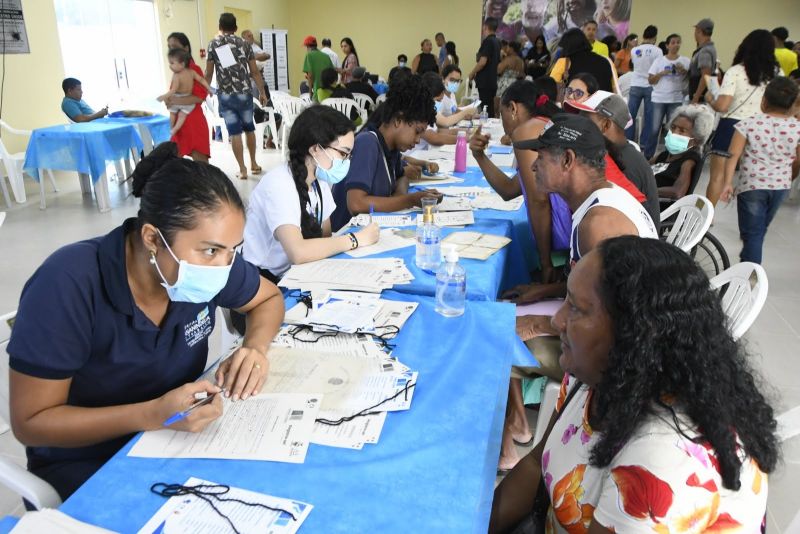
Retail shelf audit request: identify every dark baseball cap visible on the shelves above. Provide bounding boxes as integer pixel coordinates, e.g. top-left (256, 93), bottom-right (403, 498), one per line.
top-left (694, 18), bottom-right (714, 33)
top-left (513, 114), bottom-right (607, 158)
top-left (563, 90), bottom-right (633, 130)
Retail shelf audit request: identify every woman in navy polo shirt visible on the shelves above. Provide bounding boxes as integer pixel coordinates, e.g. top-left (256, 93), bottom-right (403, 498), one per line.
top-left (330, 74), bottom-right (443, 231)
top-left (7, 143), bottom-right (284, 500)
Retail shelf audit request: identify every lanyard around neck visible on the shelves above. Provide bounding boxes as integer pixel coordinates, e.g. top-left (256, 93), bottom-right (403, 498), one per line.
top-left (309, 180), bottom-right (323, 226)
top-left (369, 131), bottom-right (394, 189)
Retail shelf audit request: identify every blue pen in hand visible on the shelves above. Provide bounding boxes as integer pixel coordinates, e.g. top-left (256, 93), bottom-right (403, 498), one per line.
top-left (163, 389), bottom-right (225, 427)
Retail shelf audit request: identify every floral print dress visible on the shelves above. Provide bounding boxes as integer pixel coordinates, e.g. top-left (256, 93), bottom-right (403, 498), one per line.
top-left (542, 376), bottom-right (768, 533)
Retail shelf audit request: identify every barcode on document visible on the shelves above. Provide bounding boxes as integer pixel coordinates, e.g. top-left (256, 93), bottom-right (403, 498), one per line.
top-left (382, 363), bottom-right (394, 372)
top-left (290, 410), bottom-right (304, 420)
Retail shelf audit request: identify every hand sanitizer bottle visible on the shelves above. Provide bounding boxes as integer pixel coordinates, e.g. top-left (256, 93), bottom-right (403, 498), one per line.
top-left (479, 105), bottom-right (489, 126)
top-left (435, 245), bottom-right (466, 317)
top-left (415, 198), bottom-right (441, 270)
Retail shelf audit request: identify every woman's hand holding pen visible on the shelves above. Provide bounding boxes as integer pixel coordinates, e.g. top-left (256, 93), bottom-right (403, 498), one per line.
top-left (149, 380), bottom-right (223, 431)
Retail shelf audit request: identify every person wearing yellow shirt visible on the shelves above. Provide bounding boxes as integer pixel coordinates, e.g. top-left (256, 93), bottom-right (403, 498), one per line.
top-left (583, 20), bottom-right (609, 57)
top-left (773, 27), bottom-right (798, 76)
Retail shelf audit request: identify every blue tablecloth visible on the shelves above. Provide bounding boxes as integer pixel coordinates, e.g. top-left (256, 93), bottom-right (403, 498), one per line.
top-left (60, 292), bottom-right (515, 533)
top-left (411, 166), bottom-right (538, 274)
top-left (341, 218), bottom-right (526, 301)
top-left (23, 122), bottom-right (143, 182)
top-left (102, 115), bottom-right (171, 147)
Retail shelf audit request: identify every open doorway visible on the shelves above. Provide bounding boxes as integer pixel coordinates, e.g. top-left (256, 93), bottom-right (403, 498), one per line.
top-left (54, 0), bottom-right (165, 112)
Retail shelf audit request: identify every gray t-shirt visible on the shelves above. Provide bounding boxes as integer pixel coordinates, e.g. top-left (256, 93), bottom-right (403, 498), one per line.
top-left (615, 142), bottom-right (661, 231)
top-left (688, 41), bottom-right (717, 97)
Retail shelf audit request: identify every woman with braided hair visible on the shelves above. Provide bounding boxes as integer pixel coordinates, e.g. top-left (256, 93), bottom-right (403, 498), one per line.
top-left (243, 105), bottom-right (379, 282)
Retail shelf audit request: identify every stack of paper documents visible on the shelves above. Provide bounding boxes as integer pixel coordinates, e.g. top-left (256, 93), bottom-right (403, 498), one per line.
top-left (348, 214), bottom-right (415, 228)
top-left (139, 477), bottom-right (312, 534)
top-left (470, 193), bottom-right (524, 211)
top-left (284, 291), bottom-right (419, 337)
top-left (345, 228), bottom-right (415, 257)
top-left (410, 174), bottom-right (465, 186)
top-left (129, 392), bottom-right (321, 462)
top-left (11, 510), bottom-right (117, 534)
top-left (278, 258), bottom-right (414, 292)
top-left (262, 347), bottom-right (419, 450)
top-left (415, 210), bottom-right (475, 227)
top-left (442, 231), bottom-right (512, 260)
top-left (437, 186), bottom-right (490, 197)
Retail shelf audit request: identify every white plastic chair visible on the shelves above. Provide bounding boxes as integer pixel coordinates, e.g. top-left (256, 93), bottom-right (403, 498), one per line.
top-left (0, 121), bottom-right (57, 206)
top-left (660, 194), bottom-right (714, 253)
top-left (0, 311), bottom-right (62, 510)
top-left (376, 93), bottom-right (387, 105)
top-left (322, 98), bottom-right (361, 124)
top-left (251, 98), bottom-right (270, 154)
top-left (204, 95), bottom-right (228, 143)
top-left (709, 262), bottom-right (768, 340)
top-left (351, 92), bottom-right (374, 116)
top-left (299, 93), bottom-right (312, 105)
top-left (273, 96), bottom-right (309, 159)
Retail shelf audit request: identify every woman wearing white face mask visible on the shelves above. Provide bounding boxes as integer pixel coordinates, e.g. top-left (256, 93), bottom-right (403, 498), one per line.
top-left (437, 65), bottom-right (479, 127)
top-left (650, 105), bottom-right (713, 199)
top-left (7, 142), bottom-right (285, 501)
top-left (244, 105), bottom-right (379, 281)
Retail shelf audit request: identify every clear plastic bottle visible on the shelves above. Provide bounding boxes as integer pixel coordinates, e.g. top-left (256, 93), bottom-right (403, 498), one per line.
top-left (435, 246), bottom-right (466, 317)
top-left (479, 105), bottom-right (489, 127)
top-left (415, 199), bottom-right (441, 270)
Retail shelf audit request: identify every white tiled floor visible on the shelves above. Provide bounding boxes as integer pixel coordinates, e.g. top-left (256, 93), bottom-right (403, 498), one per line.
top-left (0, 144), bottom-right (798, 529)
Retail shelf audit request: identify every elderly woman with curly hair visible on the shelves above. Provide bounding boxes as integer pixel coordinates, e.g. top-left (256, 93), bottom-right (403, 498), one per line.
top-left (489, 236), bottom-right (778, 533)
top-left (650, 105), bottom-right (714, 200)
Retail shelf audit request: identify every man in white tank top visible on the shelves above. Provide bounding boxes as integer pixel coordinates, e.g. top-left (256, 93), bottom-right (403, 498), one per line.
top-left (498, 114), bottom-right (656, 473)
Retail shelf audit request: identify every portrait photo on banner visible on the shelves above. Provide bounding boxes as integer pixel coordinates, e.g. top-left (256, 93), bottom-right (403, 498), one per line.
top-left (482, 0), bottom-right (632, 49)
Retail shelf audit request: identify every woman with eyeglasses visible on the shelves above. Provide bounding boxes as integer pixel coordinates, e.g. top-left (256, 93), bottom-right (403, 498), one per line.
top-left (563, 72), bottom-right (599, 105)
top-left (243, 106), bottom-right (379, 282)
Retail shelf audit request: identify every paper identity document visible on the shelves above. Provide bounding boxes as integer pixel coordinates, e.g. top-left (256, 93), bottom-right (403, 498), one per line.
top-left (128, 393), bottom-right (320, 463)
top-left (442, 231), bottom-right (512, 260)
top-left (138, 477), bottom-right (312, 534)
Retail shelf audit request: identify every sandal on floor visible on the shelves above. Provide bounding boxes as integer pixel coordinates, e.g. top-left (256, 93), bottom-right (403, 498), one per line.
top-left (251, 165), bottom-right (263, 174)
top-left (512, 435), bottom-right (534, 447)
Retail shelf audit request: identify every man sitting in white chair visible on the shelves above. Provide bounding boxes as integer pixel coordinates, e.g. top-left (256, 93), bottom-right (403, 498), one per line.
top-left (60, 78), bottom-right (107, 123)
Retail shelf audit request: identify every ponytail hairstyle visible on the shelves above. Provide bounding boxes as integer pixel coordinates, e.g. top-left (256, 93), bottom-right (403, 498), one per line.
top-left (501, 79), bottom-right (560, 118)
top-left (130, 142), bottom-right (243, 245)
top-left (287, 106), bottom-right (355, 238)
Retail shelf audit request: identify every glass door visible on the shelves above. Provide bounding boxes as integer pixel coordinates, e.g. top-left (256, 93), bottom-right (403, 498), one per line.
top-left (54, 0), bottom-right (165, 112)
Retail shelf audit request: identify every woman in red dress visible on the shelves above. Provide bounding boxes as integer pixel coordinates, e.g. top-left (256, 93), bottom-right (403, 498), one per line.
top-left (165, 33), bottom-right (211, 163)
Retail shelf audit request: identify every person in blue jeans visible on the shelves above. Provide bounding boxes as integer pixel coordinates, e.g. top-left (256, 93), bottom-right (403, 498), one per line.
top-left (723, 77), bottom-right (800, 264)
top-left (647, 34), bottom-right (690, 157)
top-left (625, 25), bottom-right (662, 158)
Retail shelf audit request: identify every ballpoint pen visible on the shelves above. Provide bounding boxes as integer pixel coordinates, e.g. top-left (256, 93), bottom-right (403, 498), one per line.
top-left (163, 388), bottom-right (226, 427)
top-left (368, 203), bottom-right (374, 225)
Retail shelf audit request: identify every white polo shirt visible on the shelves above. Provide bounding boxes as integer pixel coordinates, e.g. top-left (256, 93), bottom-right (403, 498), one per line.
top-left (243, 164), bottom-right (335, 277)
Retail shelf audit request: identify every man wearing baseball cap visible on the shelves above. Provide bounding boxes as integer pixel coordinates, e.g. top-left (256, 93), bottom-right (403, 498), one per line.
top-left (689, 18), bottom-right (717, 104)
top-left (302, 35), bottom-right (333, 102)
top-left (564, 91), bottom-right (660, 230)
top-left (502, 114), bottom-right (658, 467)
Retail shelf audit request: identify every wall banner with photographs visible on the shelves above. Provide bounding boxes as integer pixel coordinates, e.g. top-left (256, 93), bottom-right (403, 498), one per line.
top-left (483, 0), bottom-right (632, 49)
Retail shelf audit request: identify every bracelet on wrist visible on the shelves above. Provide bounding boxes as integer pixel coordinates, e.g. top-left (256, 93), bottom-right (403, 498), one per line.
top-left (348, 233), bottom-right (359, 249)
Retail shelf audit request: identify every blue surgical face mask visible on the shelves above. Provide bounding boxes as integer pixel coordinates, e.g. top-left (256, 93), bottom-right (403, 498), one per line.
top-left (151, 229), bottom-right (235, 303)
top-left (665, 131), bottom-right (692, 154)
top-left (434, 100), bottom-right (444, 113)
top-left (446, 81), bottom-right (460, 94)
top-left (399, 61), bottom-right (406, 68)
top-left (313, 146), bottom-right (351, 184)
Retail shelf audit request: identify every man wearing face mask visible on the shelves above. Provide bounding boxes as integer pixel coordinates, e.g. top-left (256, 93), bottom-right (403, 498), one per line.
top-left (7, 143), bottom-right (285, 502)
top-left (388, 54), bottom-right (411, 83)
top-left (243, 105), bottom-right (379, 283)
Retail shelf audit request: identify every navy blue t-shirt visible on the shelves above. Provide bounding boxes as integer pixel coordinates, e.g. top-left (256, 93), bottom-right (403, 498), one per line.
top-left (330, 124), bottom-right (404, 231)
top-left (7, 218), bottom-right (261, 467)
